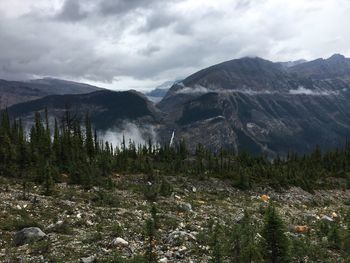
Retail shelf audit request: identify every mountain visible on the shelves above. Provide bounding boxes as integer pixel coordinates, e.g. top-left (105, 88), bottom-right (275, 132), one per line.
top-left (288, 54), bottom-right (350, 80)
top-left (8, 90), bottom-right (161, 131)
top-left (145, 80), bottom-right (179, 103)
top-left (27, 78), bottom-right (103, 95)
top-left (278, 59), bottom-right (307, 68)
top-left (157, 55), bottom-right (350, 155)
top-left (0, 78), bottom-right (103, 108)
top-left (6, 55), bottom-right (350, 156)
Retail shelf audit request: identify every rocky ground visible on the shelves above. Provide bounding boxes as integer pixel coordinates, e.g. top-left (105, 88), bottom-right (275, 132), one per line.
top-left (0, 174), bottom-right (349, 262)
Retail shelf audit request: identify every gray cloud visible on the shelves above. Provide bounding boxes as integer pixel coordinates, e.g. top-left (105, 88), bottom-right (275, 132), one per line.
top-left (0, 0), bottom-right (349, 91)
top-left (56, 0), bottom-right (88, 22)
top-left (138, 45), bottom-right (161, 56)
top-left (138, 11), bottom-right (178, 33)
top-left (98, 0), bottom-right (159, 15)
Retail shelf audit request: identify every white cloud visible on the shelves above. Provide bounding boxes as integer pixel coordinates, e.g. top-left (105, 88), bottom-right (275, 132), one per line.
top-left (176, 84), bottom-right (210, 94)
top-left (99, 122), bottom-right (158, 148)
top-left (289, 86), bottom-right (339, 96)
top-left (0, 0), bottom-right (349, 91)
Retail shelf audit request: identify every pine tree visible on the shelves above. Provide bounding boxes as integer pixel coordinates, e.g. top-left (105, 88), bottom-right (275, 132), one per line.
top-left (210, 224), bottom-right (222, 263)
top-left (145, 218), bottom-right (157, 262)
top-left (43, 161), bottom-right (55, 195)
top-left (240, 211), bottom-right (262, 262)
top-left (262, 205), bottom-right (290, 263)
top-left (230, 211), bottom-right (262, 263)
top-left (85, 113), bottom-right (95, 160)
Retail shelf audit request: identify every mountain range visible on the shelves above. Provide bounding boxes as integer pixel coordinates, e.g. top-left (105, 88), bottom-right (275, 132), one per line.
top-left (0, 78), bottom-right (102, 108)
top-left (4, 54), bottom-right (350, 156)
top-left (158, 54), bottom-right (350, 155)
top-left (145, 80), bottom-right (179, 103)
top-left (8, 90), bottom-right (161, 131)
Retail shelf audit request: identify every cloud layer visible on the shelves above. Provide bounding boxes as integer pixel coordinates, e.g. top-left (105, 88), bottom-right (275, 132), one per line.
top-left (0, 0), bottom-right (350, 91)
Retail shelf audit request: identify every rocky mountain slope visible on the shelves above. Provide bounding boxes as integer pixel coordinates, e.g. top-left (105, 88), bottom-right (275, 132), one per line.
top-left (158, 55), bottom-right (350, 155)
top-left (8, 90), bottom-right (162, 131)
top-left (0, 174), bottom-right (348, 262)
top-left (0, 78), bottom-right (102, 108)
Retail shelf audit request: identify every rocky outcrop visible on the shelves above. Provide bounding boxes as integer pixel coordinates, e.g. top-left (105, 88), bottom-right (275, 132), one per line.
top-left (14, 227), bottom-right (47, 246)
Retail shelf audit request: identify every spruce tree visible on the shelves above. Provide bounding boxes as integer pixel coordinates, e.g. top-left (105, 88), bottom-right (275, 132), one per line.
top-left (230, 211), bottom-right (262, 263)
top-left (85, 113), bottom-right (95, 160)
top-left (210, 224), bottom-right (222, 263)
top-left (262, 205), bottom-right (290, 263)
top-left (240, 211), bottom-right (262, 262)
top-left (145, 218), bottom-right (157, 262)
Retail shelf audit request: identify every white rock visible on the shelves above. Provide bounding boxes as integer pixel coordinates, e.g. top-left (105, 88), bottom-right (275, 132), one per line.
top-left (181, 203), bottom-right (192, 212)
top-left (321, 215), bottom-right (333, 222)
top-left (159, 257), bottom-right (168, 263)
top-left (166, 230), bottom-right (196, 244)
top-left (86, 220), bottom-right (94, 226)
top-left (79, 255), bottom-right (96, 263)
top-left (179, 246), bottom-right (187, 252)
top-left (112, 237), bottom-right (129, 247)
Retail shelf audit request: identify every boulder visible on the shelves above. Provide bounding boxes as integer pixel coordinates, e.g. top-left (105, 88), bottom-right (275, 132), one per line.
top-left (179, 202), bottom-right (192, 212)
top-left (166, 230), bottom-right (196, 244)
top-left (14, 227), bottom-right (46, 246)
top-left (79, 255), bottom-right (96, 263)
top-left (111, 237), bottom-right (129, 247)
top-left (321, 215), bottom-right (334, 222)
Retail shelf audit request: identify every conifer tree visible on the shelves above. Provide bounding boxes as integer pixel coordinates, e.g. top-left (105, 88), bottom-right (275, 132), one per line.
top-left (262, 205), bottom-right (290, 263)
top-left (145, 218), bottom-right (157, 262)
top-left (230, 211), bottom-right (262, 263)
top-left (210, 224), bottom-right (222, 263)
top-left (85, 113), bottom-right (95, 160)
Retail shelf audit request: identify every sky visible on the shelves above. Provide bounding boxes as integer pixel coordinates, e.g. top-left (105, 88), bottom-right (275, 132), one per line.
top-left (0, 0), bottom-right (349, 91)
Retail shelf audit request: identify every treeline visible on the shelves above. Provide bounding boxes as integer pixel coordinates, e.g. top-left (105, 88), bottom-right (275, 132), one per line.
top-left (1, 110), bottom-right (350, 191)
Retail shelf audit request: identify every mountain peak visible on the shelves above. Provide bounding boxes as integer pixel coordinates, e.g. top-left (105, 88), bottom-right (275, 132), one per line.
top-left (327, 53), bottom-right (346, 61)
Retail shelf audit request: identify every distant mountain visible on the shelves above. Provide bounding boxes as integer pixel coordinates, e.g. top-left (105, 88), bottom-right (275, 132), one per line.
top-left (288, 54), bottom-right (350, 80)
top-left (145, 80), bottom-right (179, 103)
top-left (28, 78), bottom-right (103, 94)
top-left (6, 54), bottom-right (350, 156)
top-left (278, 59), bottom-right (307, 68)
top-left (0, 78), bottom-right (103, 108)
top-left (158, 54), bottom-right (350, 156)
top-left (8, 90), bottom-right (161, 130)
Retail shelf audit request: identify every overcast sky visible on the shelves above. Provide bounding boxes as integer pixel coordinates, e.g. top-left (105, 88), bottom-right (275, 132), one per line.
top-left (0, 0), bottom-right (349, 91)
